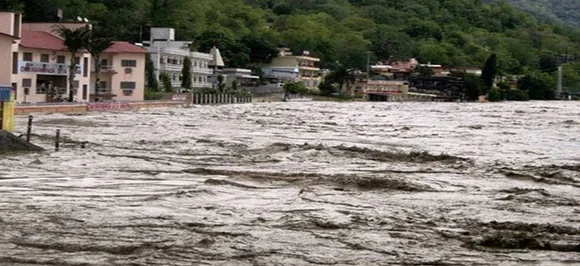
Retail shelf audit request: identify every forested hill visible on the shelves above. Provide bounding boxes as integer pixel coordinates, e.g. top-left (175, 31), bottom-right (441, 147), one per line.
top-left (2, 0), bottom-right (580, 75)
top-left (486, 0), bottom-right (580, 28)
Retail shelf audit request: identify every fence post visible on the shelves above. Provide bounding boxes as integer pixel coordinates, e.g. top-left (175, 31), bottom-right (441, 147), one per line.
top-left (55, 129), bottom-right (60, 151)
top-left (26, 115), bottom-right (33, 142)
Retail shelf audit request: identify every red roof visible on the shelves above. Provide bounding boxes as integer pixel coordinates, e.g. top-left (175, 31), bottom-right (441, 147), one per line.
top-left (20, 29), bottom-right (66, 51)
top-left (104, 42), bottom-right (146, 54)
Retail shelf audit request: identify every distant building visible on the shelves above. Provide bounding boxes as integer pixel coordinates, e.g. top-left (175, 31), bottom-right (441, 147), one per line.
top-left (356, 80), bottom-right (436, 102)
top-left (90, 42), bottom-right (147, 101)
top-left (262, 48), bottom-right (321, 90)
top-left (146, 28), bottom-right (213, 90)
top-left (220, 68), bottom-right (259, 88)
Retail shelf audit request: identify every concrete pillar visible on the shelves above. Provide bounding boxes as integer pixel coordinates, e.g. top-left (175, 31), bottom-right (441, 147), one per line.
top-left (204, 94), bottom-right (208, 105)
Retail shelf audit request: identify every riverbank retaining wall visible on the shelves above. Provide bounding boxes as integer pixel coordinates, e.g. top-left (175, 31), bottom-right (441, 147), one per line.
top-left (14, 93), bottom-right (255, 115)
top-left (15, 101), bottom-right (187, 115)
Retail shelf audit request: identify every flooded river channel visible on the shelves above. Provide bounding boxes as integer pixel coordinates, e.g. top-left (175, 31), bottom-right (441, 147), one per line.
top-left (1, 101), bottom-right (579, 265)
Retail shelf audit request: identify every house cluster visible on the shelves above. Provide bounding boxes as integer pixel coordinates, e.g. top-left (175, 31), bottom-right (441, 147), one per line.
top-left (357, 58), bottom-right (485, 102)
top-left (145, 28), bottom-right (324, 93)
top-left (0, 11), bottom-right (148, 104)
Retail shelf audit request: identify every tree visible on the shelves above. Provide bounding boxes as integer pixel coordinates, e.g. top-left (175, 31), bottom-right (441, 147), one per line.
top-left (85, 32), bottom-right (113, 101)
top-left (217, 75), bottom-right (226, 92)
top-left (482, 54), bottom-right (498, 91)
top-left (283, 82), bottom-right (308, 95)
top-left (53, 25), bottom-right (91, 102)
top-left (318, 81), bottom-right (336, 96)
top-left (324, 65), bottom-right (357, 96)
top-left (415, 65), bottom-right (434, 77)
top-left (145, 53), bottom-right (159, 91)
top-left (181, 57), bottom-right (192, 91)
top-left (160, 73), bottom-right (173, 93)
top-left (371, 26), bottom-right (415, 60)
top-left (231, 80), bottom-right (239, 92)
top-left (518, 74), bottom-right (556, 100)
top-left (460, 73), bottom-right (484, 101)
top-left (487, 88), bottom-right (503, 102)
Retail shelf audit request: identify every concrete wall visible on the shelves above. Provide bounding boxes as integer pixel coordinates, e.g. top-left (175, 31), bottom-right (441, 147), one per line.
top-left (0, 36), bottom-right (13, 86)
top-left (0, 12), bottom-right (19, 37)
top-left (14, 100), bottom-right (187, 115)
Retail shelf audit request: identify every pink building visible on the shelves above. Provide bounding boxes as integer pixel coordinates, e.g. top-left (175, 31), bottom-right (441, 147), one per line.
top-left (0, 11), bottom-right (146, 103)
top-left (90, 42), bottom-right (146, 102)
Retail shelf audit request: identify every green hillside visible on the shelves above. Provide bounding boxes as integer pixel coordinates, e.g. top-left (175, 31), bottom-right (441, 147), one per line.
top-left (2, 0), bottom-right (580, 77)
top-left (488, 0), bottom-right (580, 28)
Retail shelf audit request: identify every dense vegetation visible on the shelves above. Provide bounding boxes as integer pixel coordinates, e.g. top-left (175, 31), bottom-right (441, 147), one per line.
top-left (2, 0), bottom-right (580, 93)
top-left (488, 0), bottom-right (580, 28)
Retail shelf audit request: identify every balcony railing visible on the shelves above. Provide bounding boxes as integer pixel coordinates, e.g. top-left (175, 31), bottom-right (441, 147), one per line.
top-left (160, 64), bottom-right (182, 72)
top-left (90, 88), bottom-right (113, 95)
top-left (18, 61), bottom-right (82, 76)
top-left (91, 65), bottom-right (117, 74)
top-left (192, 67), bottom-right (213, 75)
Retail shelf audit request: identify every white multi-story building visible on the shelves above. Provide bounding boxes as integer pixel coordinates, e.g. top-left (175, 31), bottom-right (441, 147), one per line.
top-left (146, 28), bottom-right (213, 89)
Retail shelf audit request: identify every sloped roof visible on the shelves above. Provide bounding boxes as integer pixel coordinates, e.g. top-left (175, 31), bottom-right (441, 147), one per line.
top-left (0, 32), bottom-right (18, 39)
top-left (104, 41), bottom-right (147, 54)
top-left (20, 29), bottom-right (67, 51)
top-left (210, 46), bottom-right (225, 67)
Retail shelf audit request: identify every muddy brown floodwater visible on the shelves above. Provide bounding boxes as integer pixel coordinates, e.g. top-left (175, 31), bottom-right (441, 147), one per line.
top-left (1, 101), bottom-right (579, 265)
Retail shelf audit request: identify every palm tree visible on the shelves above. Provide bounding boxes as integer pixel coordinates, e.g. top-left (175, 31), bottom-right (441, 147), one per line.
top-left (53, 25), bottom-right (91, 102)
top-left (325, 65), bottom-right (357, 96)
top-left (86, 34), bottom-right (113, 100)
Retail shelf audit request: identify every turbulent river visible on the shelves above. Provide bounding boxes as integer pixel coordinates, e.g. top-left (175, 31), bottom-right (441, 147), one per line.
top-left (1, 101), bottom-right (580, 265)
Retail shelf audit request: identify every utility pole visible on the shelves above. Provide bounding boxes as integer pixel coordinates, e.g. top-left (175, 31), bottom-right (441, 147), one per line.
top-left (365, 51), bottom-right (371, 81)
top-left (557, 65), bottom-right (563, 97)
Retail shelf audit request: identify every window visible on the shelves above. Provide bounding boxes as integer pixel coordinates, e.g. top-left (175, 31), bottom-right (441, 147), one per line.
top-left (57, 55), bottom-right (66, 64)
top-left (82, 85), bottom-right (87, 100)
top-left (121, 60), bottom-right (137, 67)
top-left (40, 54), bottom-right (49, 63)
top-left (100, 59), bottom-right (108, 66)
top-left (99, 81), bottom-right (107, 89)
top-left (74, 57), bottom-right (80, 65)
top-left (23, 52), bottom-right (32, 62)
top-left (12, 52), bottom-right (18, 74)
top-left (72, 80), bottom-right (79, 89)
top-left (22, 78), bottom-right (32, 87)
top-left (120, 82), bottom-right (136, 90)
top-left (83, 57), bottom-right (88, 77)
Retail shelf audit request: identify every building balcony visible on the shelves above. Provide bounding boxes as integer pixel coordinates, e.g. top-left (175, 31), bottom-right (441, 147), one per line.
top-left (18, 61), bottom-right (82, 76)
top-left (91, 65), bottom-right (117, 74)
top-left (298, 65), bottom-right (320, 71)
top-left (90, 88), bottom-right (114, 95)
top-left (160, 63), bottom-right (182, 72)
top-left (192, 67), bottom-right (213, 75)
